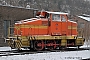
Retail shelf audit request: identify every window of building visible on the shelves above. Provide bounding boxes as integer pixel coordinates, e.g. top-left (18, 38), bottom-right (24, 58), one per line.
top-left (4, 20), bottom-right (11, 37)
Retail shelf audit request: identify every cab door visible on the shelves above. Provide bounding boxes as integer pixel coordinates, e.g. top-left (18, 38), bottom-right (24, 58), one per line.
top-left (50, 14), bottom-right (61, 35)
top-left (61, 15), bottom-right (68, 35)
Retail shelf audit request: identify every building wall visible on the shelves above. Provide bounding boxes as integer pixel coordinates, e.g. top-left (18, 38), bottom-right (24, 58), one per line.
top-left (72, 16), bottom-right (90, 41)
top-left (0, 5), bottom-right (38, 46)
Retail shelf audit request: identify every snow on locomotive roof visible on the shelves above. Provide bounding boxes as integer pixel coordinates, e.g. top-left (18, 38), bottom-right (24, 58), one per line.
top-left (68, 20), bottom-right (77, 23)
top-left (46, 11), bottom-right (68, 15)
top-left (15, 18), bottom-right (40, 24)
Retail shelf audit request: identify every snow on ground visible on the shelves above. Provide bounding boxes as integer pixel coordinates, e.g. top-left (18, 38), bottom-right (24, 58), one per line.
top-left (0, 50), bottom-right (90, 60)
top-left (80, 40), bottom-right (90, 49)
top-left (0, 47), bottom-right (11, 51)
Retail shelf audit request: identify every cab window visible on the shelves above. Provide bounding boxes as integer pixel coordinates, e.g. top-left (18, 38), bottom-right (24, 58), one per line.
top-left (61, 15), bottom-right (66, 22)
top-left (52, 14), bottom-right (60, 21)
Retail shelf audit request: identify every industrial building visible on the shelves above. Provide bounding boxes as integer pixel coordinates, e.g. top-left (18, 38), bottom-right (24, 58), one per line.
top-left (0, 5), bottom-right (38, 46)
top-left (72, 14), bottom-right (90, 42)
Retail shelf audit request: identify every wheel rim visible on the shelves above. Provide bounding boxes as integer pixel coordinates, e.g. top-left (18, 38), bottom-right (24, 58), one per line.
top-left (34, 40), bottom-right (44, 51)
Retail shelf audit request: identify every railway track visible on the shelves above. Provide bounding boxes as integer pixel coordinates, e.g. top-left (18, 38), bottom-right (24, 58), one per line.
top-left (0, 48), bottom-right (89, 57)
top-left (0, 50), bottom-right (37, 56)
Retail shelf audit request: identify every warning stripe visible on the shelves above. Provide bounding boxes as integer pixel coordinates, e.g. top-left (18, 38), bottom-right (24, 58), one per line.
top-left (15, 25), bottom-right (48, 29)
top-left (68, 26), bottom-right (77, 29)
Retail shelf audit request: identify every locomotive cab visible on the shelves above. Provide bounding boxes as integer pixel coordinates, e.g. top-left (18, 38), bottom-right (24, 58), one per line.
top-left (46, 11), bottom-right (77, 36)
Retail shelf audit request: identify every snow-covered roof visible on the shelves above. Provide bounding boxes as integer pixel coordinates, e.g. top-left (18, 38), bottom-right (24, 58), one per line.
top-left (78, 15), bottom-right (90, 21)
top-left (0, 5), bottom-right (38, 10)
top-left (46, 11), bottom-right (68, 15)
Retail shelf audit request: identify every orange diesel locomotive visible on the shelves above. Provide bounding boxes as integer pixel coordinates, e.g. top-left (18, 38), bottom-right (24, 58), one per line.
top-left (7, 11), bottom-right (84, 50)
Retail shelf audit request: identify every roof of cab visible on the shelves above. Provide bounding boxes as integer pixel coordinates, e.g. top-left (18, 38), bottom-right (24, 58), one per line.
top-left (46, 11), bottom-right (68, 15)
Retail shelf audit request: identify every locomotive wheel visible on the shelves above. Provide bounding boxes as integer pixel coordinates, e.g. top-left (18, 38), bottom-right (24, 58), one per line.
top-left (34, 40), bottom-right (44, 51)
top-left (46, 40), bottom-right (56, 50)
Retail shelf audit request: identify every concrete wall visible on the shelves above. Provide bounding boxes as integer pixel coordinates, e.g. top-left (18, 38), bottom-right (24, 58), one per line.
top-left (0, 5), bottom-right (38, 46)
